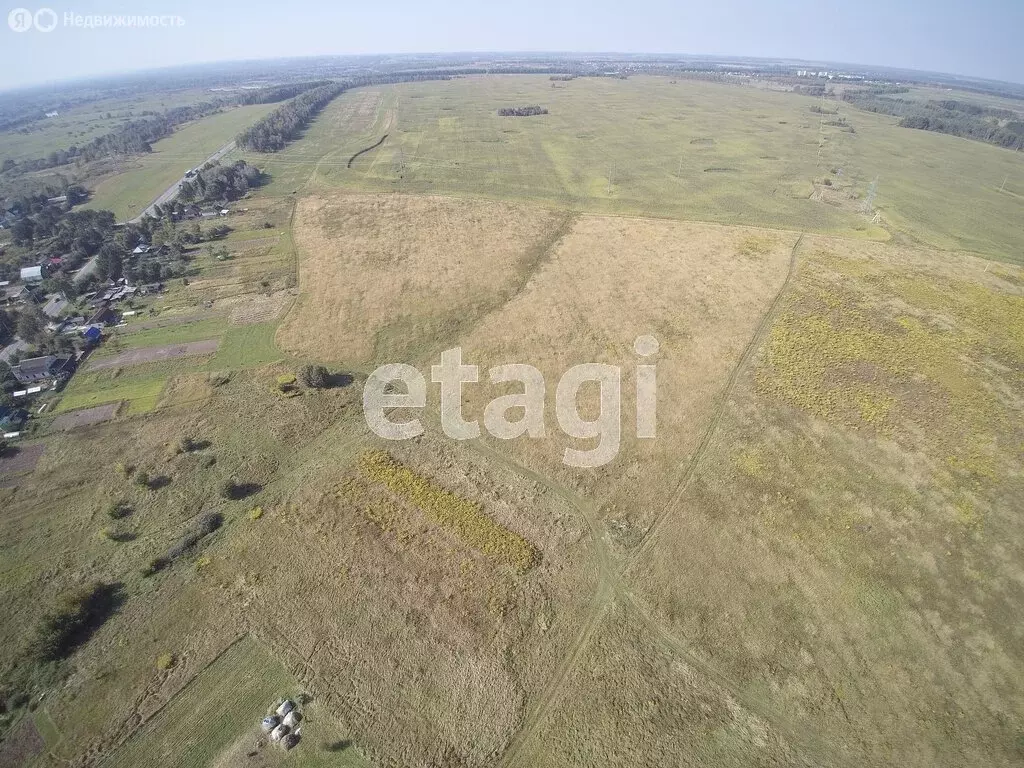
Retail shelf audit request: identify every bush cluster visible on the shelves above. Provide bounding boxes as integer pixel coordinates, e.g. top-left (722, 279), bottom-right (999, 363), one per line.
top-left (359, 450), bottom-right (539, 571)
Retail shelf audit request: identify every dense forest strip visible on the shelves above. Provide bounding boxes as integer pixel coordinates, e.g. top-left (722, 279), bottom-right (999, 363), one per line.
top-left (236, 82), bottom-right (345, 152)
top-left (842, 92), bottom-right (1024, 150)
top-left (2, 101), bottom-right (225, 174)
top-left (347, 134), bottom-right (388, 168)
top-left (235, 80), bottom-right (333, 105)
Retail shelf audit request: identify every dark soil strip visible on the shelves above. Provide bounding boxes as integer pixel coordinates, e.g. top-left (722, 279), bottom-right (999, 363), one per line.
top-left (347, 134), bottom-right (389, 168)
top-left (0, 717), bottom-right (43, 768)
top-left (0, 443), bottom-right (46, 477)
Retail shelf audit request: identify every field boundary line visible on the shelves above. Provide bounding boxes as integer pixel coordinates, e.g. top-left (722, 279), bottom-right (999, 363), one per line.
top-left (627, 231), bottom-right (803, 565)
top-left (94, 633), bottom-right (249, 767)
top-left (465, 439), bottom-right (615, 768)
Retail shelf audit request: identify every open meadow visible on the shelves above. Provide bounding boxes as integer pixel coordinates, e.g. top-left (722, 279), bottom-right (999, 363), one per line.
top-left (297, 75), bottom-right (1024, 261)
top-left (0, 88), bottom-right (219, 164)
top-left (2, 72), bottom-right (1023, 768)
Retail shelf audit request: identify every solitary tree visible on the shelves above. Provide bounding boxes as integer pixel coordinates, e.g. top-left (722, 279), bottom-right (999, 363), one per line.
top-left (298, 364), bottom-right (329, 389)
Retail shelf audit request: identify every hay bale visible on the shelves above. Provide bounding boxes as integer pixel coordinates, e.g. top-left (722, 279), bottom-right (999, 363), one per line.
top-left (275, 699), bottom-right (295, 717)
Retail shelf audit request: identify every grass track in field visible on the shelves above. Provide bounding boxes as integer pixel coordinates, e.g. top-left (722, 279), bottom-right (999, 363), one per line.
top-left (102, 635), bottom-right (365, 768)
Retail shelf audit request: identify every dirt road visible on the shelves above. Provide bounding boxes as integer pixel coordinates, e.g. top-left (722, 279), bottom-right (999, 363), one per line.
top-left (126, 140), bottom-right (236, 224)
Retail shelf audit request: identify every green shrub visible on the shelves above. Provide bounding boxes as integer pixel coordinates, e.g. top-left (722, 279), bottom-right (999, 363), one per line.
top-left (107, 500), bottom-right (132, 519)
top-left (31, 582), bottom-right (123, 662)
top-left (156, 653), bottom-right (176, 670)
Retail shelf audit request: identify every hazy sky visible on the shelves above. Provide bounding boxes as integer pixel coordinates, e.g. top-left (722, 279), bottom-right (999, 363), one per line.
top-left (1, 0), bottom-right (1021, 90)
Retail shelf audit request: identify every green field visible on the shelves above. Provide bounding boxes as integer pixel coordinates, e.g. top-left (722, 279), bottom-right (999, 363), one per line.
top-left (84, 104), bottom-right (276, 221)
top-left (260, 75), bottom-right (1024, 261)
top-left (53, 361), bottom-right (177, 414)
top-left (0, 88), bottom-right (217, 164)
top-left (235, 86), bottom-right (391, 196)
top-left (206, 322), bottom-right (284, 369)
top-left (103, 636), bottom-right (366, 768)
top-left (100, 316), bottom-right (229, 353)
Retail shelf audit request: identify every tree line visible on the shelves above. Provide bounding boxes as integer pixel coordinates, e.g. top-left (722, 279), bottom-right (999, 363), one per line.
top-left (236, 82), bottom-right (345, 151)
top-left (2, 101), bottom-right (224, 174)
top-left (236, 80), bottom-right (334, 105)
top-left (842, 91), bottom-right (1024, 150)
top-left (498, 105), bottom-right (548, 117)
top-left (0, 81), bottom-right (328, 176)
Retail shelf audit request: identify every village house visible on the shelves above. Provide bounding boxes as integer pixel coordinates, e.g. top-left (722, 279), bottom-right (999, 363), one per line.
top-left (42, 293), bottom-right (69, 319)
top-left (1, 282), bottom-right (29, 305)
top-left (10, 354), bottom-right (73, 385)
top-left (87, 306), bottom-right (117, 326)
top-left (20, 265), bottom-right (44, 282)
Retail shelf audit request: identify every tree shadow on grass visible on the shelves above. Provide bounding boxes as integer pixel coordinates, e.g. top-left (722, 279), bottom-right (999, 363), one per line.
top-left (229, 482), bottom-right (262, 500)
top-left (37, 582), bottom-right (126, 661)
top-left (146, 475), bottom-right (172, 491)
top-left (325, 372), bottom-right (354, 389)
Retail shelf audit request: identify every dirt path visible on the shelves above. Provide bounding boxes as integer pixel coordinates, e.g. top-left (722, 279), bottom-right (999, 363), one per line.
top-left (627, 232), bottom-right (804, 565)
top-left (494, 234), bottom-right (807, 768)
top-left (126, 140), bottom-right (236, 224)
top-left (86, 339), bottom-right (220, 371)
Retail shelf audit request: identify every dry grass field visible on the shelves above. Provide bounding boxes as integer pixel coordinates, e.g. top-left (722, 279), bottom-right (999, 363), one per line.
top-left (623, 243), bottom-right (1024, 767)
top-left (455, 213), bottom-right (798, 533)
top-left (277, 193), bottom-right (570, 364)
top-left (3, 73), bottom-right (1024, 768)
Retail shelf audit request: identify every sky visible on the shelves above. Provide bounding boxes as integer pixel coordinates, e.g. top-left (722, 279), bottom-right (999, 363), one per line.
top-left (0, 0), bottom-right (1022, 91)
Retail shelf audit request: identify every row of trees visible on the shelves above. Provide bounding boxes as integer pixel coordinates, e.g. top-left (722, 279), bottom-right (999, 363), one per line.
top-left (237, 80), bottom-right (333, 105)
top-left (178, 160), bottom-right (264, 203)
top-left (900, 113), bottom-right (1024, 148)
top-left (498, 105), bottom-right (549, 117)
top-left (1, 81), bottom-right (344, 175)
top-left (3, 102), bottom-right (225, 174)
top-left (237, 70), bottom-right (479, 153)
top-left (236, 82), bottom-right (345, 151)
top-left (842, 92), bottom-right (1024, 149)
